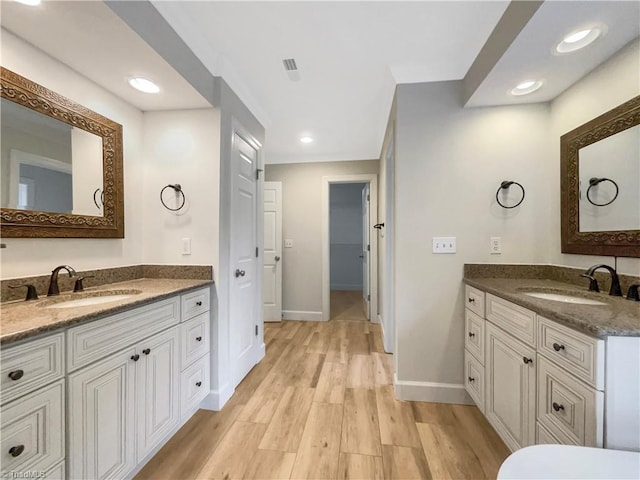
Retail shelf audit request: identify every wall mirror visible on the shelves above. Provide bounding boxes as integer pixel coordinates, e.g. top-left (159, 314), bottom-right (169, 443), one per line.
top-left (0, 67), bottom-right (124, 238)
top-left (561, 95), bottom-right (640, 257)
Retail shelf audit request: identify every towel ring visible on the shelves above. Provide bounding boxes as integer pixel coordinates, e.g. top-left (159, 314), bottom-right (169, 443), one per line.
top-left (496, 181), bottom-right (525, 209)
top-left (160, 184), bottom-right (186, 211)
top-left (93, 188), bottom-right (104, 209)
top-left (586, 177), bottom-right (618, 207)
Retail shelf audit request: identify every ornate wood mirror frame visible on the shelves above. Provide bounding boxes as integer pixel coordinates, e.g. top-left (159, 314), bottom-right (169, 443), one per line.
top-left (0, 67), bottom-right (124, 238)
top-left (561, 95), bottom-right (640, 257)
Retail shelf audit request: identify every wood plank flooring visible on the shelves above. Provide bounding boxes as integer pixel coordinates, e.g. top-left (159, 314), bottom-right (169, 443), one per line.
top-left (136, 291), bottom-right (509, 480)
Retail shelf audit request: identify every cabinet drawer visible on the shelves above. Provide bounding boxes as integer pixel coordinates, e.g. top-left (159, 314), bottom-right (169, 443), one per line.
top-left (486, 293), bottom-right (536, 347)
top-left (465, 285), bottom-right (485, 318)
top-left (181, 288), bottom-right (210, 322)
top-left (537, 355), bottom-right (603, 447)
top-left (0, 380), bottom-right (65, 477)
top-left (181, 353), bottom-right (210, 418)
top-left (181, 313), bottom-right (210, 370)
top-left (464, 349), bottom-right (485, 413)
top-left (536, 421), bottom-right (562, 445)
top-left (67, 296), bottom-right (179, 371)
top-left (538, 316), bottom-right (604, 390)
top-left (465, 310), bottom-right (485, 365)
top-left (1, 333), bottom-right (64, 405)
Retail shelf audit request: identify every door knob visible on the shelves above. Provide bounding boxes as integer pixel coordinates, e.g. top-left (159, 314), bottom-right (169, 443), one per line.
top-left (235, 269), bottom-right (246, 278)
top-left (275, 256), bottom-right (281, 262)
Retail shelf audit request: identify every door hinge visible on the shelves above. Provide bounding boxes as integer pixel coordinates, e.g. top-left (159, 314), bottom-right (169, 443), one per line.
top-left (256, 168), bottom-right (264, 180)
top-left (255, 325), bottom-right (259, 336)
top-left (367, 294), bottom-right (370, 301)
top-left (367, 244), bottom-right (370, 251)
top-left (367, 194), bottom-right (370, 201)
top-left (256, 247), bottom-right (259, 258)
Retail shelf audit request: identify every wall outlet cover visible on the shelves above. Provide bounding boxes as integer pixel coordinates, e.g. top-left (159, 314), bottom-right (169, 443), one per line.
top-left (490, 236), bottom-right (502, 254)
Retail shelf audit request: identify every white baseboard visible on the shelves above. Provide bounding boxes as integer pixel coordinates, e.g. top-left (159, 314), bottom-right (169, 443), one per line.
top-left (201, 381), bottom-right (234, 411)
top-left (282, 310), bottom-right (324, 321)
top-left (330, 284), bottom-right (363, 291)
top-left (372, 313), bottom-right (381, 325)
top-left (394, 374), bottom-right (473, 404)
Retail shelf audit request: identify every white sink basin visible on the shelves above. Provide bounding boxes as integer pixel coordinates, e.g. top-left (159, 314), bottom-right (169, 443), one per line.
top-left (46, 294), bottom-right (135, 309)
top-left (524, 292), bottom-right (607, 306)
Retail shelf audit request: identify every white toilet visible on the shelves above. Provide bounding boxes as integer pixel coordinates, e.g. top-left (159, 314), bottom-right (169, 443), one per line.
top-left (497, 445), bottom-right (640, 479)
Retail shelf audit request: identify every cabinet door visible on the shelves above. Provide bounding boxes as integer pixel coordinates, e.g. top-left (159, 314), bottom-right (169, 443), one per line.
top-left (136, 326), bottom-right (180, 462)
top-left (485, 322), bottom-right (536, 451)
top-left (68, 347), bottom-right (137, 480)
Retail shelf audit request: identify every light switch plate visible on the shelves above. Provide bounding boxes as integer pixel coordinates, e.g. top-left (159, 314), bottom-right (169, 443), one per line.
top-left (284, 239), bottom-right (293, 248)
top-left (432, 237), bottom-right (456, 254)
top-left (182, 237), bottom-right (192, 255)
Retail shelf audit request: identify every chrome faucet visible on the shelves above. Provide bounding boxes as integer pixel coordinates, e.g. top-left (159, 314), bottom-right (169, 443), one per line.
top-left (581, 264), bottom-right (622, 296)
top-left (47, 265), bottom-right (77, 296)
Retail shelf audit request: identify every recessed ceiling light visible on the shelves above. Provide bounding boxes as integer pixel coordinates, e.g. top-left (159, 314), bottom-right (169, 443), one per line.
top-left (510, 80), bottom-right (543, 96)
top-left (128, 77), bottom-right (160, 94)
top-left (555, 25), bottom-right (604, 54)
top-left (14, 0), bottom-right (41, 5)
top-left (300, 136), bottom-right (313, 144)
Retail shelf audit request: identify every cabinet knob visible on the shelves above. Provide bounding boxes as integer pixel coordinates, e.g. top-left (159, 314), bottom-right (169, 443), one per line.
top-left (196, 381), bottom-right (202, 387)
top-left (196, 336), bottom-right (202, 342)
top-left (131, 354), bottom-right (140, 362)
top-left (8, 369), bottom-right (24, 381)
top-left (142, 348), bottom-right (151, 355)
top-left (9, 445), bottom-right (25, 457)
top-left (468, 297), bottom-right (475, 303)
top-left (468, 376), bottom-right (475, 383)
top-left (196, 301), bottom-right (202, 306)
top-left (522, 357), bottom-right (533, 365)
top-left (552, 402), bottom-right (565, 412)
top-left (468, 332), bottom-right (475, 338)
top-left (552, 343), bottom-right (565, 352)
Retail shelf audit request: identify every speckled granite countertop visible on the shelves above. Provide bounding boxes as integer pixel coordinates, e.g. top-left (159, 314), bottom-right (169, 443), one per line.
top-left (0, 278), bottom-right (213, 345)
top-left (465, 277), bottom-right (639, 338)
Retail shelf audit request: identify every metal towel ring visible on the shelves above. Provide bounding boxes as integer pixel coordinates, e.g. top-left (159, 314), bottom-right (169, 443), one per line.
top-left (160, 184), bottom-right (186, 211)
top-left (496, 181), bottom-right (525, 209)
top-left (586, 177), bottom-right (619, 207)
top-left (93, 188), bottom-right (104, 209)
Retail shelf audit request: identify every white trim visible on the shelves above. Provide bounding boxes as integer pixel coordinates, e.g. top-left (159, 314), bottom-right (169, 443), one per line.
top-left (200, 382), bottom-right (235, 411)
top-left (322, 174), bottom-right (378, 323)
top-left (394, 374), bottom-right (474, 404)
top-left (282, 310), bottom-right (324, 321)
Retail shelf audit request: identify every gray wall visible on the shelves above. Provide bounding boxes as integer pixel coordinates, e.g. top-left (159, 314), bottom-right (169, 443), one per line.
top-left (20, 164), bottom-right (72, 213)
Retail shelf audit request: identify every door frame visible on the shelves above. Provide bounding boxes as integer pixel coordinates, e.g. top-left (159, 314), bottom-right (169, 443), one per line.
top-left (321, 174), bottom-right (378, 322)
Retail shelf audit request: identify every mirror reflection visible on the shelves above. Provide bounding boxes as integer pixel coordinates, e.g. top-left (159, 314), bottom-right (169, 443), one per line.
top-left (1, 98), bottom-right (103, 216)
top-left (578, 124), bottom-right (640, 233)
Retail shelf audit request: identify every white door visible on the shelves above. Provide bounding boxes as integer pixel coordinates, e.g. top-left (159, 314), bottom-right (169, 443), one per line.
top-left (485, 322), bottom-right (536, 451)
top-left (136, 327), bottom-right (180, 462)
top-left (230, 130), bottom-right (261, 385)
top-left (68, 347), bottom-right (137, 479)
top-left (362, 184), bottom-right (370, 320)
top-left (263, 181), bottom-right (282, 322)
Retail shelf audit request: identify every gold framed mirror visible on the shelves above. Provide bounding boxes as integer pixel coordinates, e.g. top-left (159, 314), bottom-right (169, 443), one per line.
top-left (0, 67), bottom-right (124, 238)
top-left (561, 95), bottom-right (640, 257)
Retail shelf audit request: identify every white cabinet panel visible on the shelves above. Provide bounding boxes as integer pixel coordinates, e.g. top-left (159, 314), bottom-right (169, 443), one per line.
top-left (464, 349), bottom-right (485, 413)
top-left (465, 285), bottom-right (485, 318)
top-left (180, 353), bottom-right (210, 419)
top-left (180, 313), bottom-right (210, 370)
top-left (465, 309), bottom-right (485, 364)
top-left (181, 287), bottom-right (210, 322)
top-left (486, 293), bottom-right (536, 347)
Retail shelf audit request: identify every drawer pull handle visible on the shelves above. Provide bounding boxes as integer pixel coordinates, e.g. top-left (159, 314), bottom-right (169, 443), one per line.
top-left (468, 297), bottom-right (475, 303)
top-left (522, 357), bottom-right (533, 365)
top-left (196, 336), bottom-right (203, 342)
top-left (196, 381), bottom-right (202, 387)
top-left (196, 301), bottom-right (203, 306)
top-left (142, 348), bottom-right (151, 355)
top-left (8, 369), bottom-right (24, 381)
top-left (468, 376), bottom-right (475, 383)
top-left (552, 343), bottom-right (565, 352)
top-left (468, 332), bottom-right (475, 338)
top-left (131, 354), bottom-right (140, 362)
top-left (9, 445), bottom-right (25, 457)
top-left (552, 402), bottom-right (565, 412)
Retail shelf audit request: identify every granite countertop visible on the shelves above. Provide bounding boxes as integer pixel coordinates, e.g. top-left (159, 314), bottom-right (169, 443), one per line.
top-left (0, 278), bottom-right (213, 345)
top-left (464, 277), bottom-right (639, 338)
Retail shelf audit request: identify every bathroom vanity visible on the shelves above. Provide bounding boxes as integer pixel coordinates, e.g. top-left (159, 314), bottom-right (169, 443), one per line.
top-left (463, 273), bottom-right (639, 453)
top-left (0, 279), bottom-right (212, 479)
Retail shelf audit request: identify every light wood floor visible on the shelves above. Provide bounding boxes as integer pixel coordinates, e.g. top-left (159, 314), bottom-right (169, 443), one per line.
top-left (136, 292), bottom-right (509, 480)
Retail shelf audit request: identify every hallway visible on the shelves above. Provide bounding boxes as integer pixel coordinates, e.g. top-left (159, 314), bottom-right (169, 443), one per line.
top-left (136, 312), bottom-right (509, 479)
top-left (330, 290), bottom-right (368, 322)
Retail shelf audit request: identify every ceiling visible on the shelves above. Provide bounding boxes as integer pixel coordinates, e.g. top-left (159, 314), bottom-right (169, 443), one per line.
top-left (2, 1), bottom-right (638, 165)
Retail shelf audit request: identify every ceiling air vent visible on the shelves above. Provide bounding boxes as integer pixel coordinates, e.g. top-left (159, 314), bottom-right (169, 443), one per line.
top-left (282, 58), bottom-right (298, 71)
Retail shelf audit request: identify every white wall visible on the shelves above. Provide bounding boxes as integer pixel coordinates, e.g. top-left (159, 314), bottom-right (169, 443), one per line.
top-left (330, 183), bottom-right (365, 291)
top-left (0, 29), bottom-right (144, 279)
top-left (141, 109), bottom-right (220, 282)
top-left (394, 80), bottom-right (550, 401)
top-left (265, 160), bottom-right (379, 315)
top-left (548, 38), bottom-right (640, 276)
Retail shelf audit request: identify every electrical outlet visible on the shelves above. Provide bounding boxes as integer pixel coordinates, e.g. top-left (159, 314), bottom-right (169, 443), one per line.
top-left (432, 237), bottom-right (456, 254)
top-left (182, 237), bottom-right (192, 255)
top-left (284, 239), bottom-right (294, 248)
top-left (490, 236), bottom-right (502, 254)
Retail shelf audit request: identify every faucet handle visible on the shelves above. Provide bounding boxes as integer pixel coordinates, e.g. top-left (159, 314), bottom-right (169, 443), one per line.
top-left (8, 284), bottom-right (39, 301)
top-left (580, 274), bottom-right (600, 292)
top-left (626, 285), bottom-right (640, 301)
top-left (73, 276), bottom-right (94, 293)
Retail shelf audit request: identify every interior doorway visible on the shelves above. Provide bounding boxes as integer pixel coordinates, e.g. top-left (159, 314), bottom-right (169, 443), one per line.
top-left (322, 174), bottom-right (378, 322)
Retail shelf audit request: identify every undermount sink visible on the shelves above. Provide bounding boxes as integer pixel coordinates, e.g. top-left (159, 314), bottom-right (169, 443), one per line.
top-left (523, 292), bottom-right (608, 306)
top-left (41, 289), bottom-right (142, 309)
